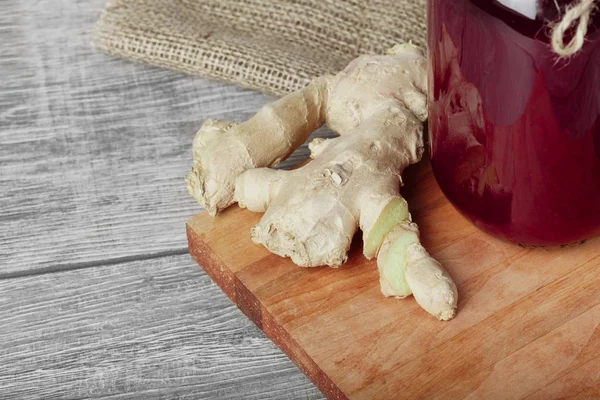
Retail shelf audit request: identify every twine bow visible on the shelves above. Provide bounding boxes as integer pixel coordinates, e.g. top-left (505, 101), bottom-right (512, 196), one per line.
top-left (551, 0), bottom-right (596, 57)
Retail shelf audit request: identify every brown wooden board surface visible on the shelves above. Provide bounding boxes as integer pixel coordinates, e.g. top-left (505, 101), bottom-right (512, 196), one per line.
top-left (187, 160), bottom-right (600, 400)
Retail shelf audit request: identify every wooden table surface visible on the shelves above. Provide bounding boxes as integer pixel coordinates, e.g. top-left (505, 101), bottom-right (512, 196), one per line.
top-left (0, 1), bottom-right (327, 398)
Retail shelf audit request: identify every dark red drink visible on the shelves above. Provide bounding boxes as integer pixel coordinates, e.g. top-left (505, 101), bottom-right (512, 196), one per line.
top-left (428, 0), bottom-right (600, 246)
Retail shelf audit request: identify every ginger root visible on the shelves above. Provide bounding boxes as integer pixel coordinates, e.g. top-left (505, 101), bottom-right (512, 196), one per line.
top-left (186, 43), bottom-right (458, 320)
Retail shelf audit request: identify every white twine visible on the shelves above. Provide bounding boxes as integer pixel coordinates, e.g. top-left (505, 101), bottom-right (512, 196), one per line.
top-left (551, 0), bottom-right (596, 57)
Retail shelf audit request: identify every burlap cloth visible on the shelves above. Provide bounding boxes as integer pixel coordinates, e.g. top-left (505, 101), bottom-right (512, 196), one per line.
top-left (94, 0), bottom-right (426, 96)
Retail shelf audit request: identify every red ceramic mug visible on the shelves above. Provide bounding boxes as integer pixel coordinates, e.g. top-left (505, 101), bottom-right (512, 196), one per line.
top-left (427, 0), bottom-right (600, 246)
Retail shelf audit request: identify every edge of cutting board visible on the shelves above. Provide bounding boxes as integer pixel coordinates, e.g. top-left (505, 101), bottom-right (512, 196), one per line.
top-left (186, 209), bottom-right (347, 400)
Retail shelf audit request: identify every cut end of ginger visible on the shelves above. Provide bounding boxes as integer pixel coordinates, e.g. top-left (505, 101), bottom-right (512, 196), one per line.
top-left (364, 198), bottom-right (411, 260)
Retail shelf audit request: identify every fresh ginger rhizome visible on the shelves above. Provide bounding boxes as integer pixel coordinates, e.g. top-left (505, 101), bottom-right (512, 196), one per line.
top-left (186, 44), bottom-right (458, 320)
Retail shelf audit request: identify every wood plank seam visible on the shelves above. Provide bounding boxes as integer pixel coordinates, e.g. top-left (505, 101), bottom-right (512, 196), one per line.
top-left (0, 249), bottom-right (190, 280)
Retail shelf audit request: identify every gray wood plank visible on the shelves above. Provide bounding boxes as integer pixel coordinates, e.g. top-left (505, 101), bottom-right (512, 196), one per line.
top-left (0, 254), bottom-right (324, 399)
top-left (0, 0), bottom-right (335, 274)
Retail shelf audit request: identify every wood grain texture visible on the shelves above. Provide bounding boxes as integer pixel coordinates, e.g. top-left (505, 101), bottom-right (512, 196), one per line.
top-left (0, 0), bottom-right (336, 275)
top-left (187, 159), bottom-right (600, 400)
top-left (0, 254), bottom-right (324, 399)
top-left (1, 1), bottom-right (330, 397)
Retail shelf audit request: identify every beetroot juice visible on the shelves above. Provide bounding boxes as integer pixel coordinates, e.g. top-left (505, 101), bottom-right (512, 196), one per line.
top-left (428, 0), bottom-right (600, 246)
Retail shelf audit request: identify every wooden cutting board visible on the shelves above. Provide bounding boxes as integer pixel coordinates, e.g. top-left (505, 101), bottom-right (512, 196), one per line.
top-left (186, 160), bottom-right (600, 400)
